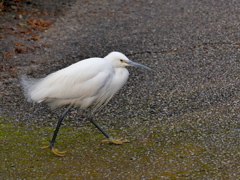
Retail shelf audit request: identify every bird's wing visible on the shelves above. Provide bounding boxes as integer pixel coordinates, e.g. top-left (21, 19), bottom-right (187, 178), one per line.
top-left (30, 58), bottom-right (113, 101)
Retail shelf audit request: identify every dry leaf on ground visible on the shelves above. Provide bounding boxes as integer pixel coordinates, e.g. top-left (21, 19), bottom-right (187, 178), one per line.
top-left (3, 52), bottom-right (15, 59)
top-left (30, 35), bottom-right (40, 41)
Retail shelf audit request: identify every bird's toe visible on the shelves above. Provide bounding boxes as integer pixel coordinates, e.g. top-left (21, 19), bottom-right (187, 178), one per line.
top-left (52, 148), bottom-right (67, 157)
top-left (102, 138), bottom-right (130, 145)
top-left (41, 146), bottom-right (67, 157)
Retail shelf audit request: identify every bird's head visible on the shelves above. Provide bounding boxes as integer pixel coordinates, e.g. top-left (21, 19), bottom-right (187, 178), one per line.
top-left (104, 52), bottom-right (151, 70)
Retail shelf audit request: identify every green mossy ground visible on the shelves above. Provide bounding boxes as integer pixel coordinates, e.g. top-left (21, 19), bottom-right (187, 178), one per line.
top-left (0, 114), bottom-right (238, 179)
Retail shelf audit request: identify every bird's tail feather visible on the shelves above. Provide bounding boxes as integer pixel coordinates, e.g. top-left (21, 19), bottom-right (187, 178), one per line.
top-left (20, 75), bottom-right (42, 102)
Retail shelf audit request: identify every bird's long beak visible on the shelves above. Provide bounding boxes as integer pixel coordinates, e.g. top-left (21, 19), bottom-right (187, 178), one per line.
top-left (127, 60), bottom-right (151, 70)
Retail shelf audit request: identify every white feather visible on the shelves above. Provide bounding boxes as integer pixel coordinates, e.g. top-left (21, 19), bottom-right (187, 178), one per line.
top-left (21, 52), bottom-right (134, 110)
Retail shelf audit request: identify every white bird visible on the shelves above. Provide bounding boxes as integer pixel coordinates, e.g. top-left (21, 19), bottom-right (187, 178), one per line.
top-left (21, 51), bottom-right (151, 156)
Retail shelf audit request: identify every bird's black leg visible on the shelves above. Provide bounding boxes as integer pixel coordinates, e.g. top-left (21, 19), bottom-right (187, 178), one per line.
top-left (50, 104), bottom-right (73, 148)
top-left (42, 104), bottom-right (73, 156)
top-left (89, 116), bottom-right (130, 145)
top-left (89, 117), bottom-right (111, 138)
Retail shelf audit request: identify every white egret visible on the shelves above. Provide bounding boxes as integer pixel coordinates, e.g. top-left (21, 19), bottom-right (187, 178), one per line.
top-left (21, 51), bottom-right (151, 156)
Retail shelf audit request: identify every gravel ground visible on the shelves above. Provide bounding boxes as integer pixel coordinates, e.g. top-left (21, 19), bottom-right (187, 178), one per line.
top-left (1, 0), bottom-right (239, 179)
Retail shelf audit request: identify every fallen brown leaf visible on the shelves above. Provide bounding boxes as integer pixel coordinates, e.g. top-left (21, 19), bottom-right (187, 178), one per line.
top-left (71, 110), bottom-right (78, 115)
top-left (41, 21), bottom-right (52, 27)
top-left (40, 12), bottom-right (49, 15)
top-left (3, 52), bottom-right (15, 59)
top-left (42, 44), bottom-right (50, 47)
top-left (1, 66), bottom-right (16, 71)
top-left (71, 14), bottom-right (78, 18)
top-left (17, 35), bottom-right (24, 38)
top-left (26, 18), bottom-right (52, 30)
top-left (30, 35), bottom-right (40, 41)
top-left (26, 19), bottom-right (37, 26)
top-left (15, 47), bottom-right (29, 54)
top-left (25, 26), bottom-right (32, 30)
top-left (0, 26), bottom-right (15, 30)
top-left (17, 29), bottom-right (33, 33)
top-left (0, 2), bottom-right (4, 8)
top-left (17, 9), bottom-right (28, 14)
top-left (232, 43), bottom-right (240, 46)
top-left (17, 9), bottom-right (37, 14)
top-left (14, 42), bottom-right (25, 46)
top-left (30, 10), bottom-right (37, 14)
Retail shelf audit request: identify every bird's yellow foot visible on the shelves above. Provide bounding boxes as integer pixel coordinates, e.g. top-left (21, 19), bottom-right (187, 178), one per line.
top-left (101, 138), bottom-right (130, 145)
top-left (41, 146), bottom-right (67, 157)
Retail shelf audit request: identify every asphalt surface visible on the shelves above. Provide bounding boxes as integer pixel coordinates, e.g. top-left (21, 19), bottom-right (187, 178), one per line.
top-left (1, 0), bottom-right (239, 179)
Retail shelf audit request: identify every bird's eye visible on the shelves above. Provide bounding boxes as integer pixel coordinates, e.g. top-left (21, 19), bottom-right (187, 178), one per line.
top-left (120, 59), bottom-right (124, 63)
